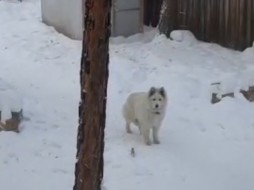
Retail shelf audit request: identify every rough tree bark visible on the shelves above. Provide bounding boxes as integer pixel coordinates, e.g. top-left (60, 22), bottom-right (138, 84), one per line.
top-left (73, 0), bottom-right (111, 190)
top-left (144, 0), bottom-right (163, 27)
top-left (159, 0), bottom-right (178, 37)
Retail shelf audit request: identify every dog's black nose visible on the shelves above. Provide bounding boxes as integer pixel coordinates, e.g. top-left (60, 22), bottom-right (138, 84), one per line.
top-left (155, 104), bottom-right (159, 108)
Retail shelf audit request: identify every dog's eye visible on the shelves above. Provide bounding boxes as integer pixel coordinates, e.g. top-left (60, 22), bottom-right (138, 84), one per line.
top-left (152, 98), bottom-right (156, 101)
top-left (159, 98), bottom-right (162, 101)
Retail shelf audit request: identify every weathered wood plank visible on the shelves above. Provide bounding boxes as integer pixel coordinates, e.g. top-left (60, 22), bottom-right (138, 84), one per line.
top-left (161, 0), bottom-right (254, 51)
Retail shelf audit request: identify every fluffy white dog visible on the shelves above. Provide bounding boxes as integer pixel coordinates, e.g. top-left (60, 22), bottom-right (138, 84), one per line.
top-left (122, 87), bottom-right (167, 145)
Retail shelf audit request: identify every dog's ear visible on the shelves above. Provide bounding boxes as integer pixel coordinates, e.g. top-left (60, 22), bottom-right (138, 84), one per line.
top-left (148, 87), bottom-right (156, 97)
top-left (159, 87), bottom-right (166, 98)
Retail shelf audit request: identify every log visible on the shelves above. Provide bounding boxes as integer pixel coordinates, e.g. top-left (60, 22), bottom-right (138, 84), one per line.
top-left (211, 92), bottom-right (234, 104)
top-left (211, 86), bottom-right (254, 104)
top-left (240, 86), bottom-right (254, 102)
top-left (0, 109), bottom-right (23, 133)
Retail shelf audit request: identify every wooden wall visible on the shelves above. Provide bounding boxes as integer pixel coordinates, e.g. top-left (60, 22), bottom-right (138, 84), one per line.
top-left (166, 0), bottom-right (254, 51)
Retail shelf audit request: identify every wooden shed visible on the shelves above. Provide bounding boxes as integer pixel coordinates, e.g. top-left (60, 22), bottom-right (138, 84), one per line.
top-left (41, 0), bottom-right (144, 40)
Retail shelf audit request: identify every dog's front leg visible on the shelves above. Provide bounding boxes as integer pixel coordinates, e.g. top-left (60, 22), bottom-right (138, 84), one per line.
top-left (141, 125), bottom-right (152, 145)
top-left (152, 126), bottom-right (160, 144)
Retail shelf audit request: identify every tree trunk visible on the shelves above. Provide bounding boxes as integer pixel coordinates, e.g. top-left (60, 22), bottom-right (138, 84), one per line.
top-left (144, 0), bottom-right (163, 27)
top-left (159, 0), bottom-right (178, 37)
top-left (143, 0), bottom-right (151, 26)
top-left (150, 0), bottom-right (163, 27)
top-left (73, 0), bottom-right (111, 190)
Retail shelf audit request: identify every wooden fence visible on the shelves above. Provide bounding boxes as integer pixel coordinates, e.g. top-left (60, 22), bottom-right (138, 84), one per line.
top-left (166, 0), bottom-right (254, 51)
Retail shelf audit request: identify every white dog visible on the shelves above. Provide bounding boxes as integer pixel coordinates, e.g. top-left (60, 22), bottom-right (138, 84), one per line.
top-left (122, 87), bottom-right (167, 145)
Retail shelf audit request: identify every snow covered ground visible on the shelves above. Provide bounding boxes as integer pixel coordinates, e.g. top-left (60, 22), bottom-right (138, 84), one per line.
top-left (1, 1), bottom-right (254, 190)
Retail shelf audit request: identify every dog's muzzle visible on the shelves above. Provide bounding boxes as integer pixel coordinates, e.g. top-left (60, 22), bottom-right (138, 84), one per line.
top-left (152, 111), bottom-right (160, 115)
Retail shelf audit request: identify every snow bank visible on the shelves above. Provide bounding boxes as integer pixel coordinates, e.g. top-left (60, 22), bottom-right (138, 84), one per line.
top-left (0, 78), bottom-right (23, 123)
top-left (170, 30), bottom-right (198, 46)
top-left (110, 27), bottom-right (158, 44)
top-left (241, 42), bottom-right (254, 62)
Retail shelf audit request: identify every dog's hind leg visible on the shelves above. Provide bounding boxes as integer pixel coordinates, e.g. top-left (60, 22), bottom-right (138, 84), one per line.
top-left (133, 119), bottom-right (142, 135)
top-left (138, 126), bottom-right (142, 135)
top-left (126, 122), bottom-right (132, 133)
